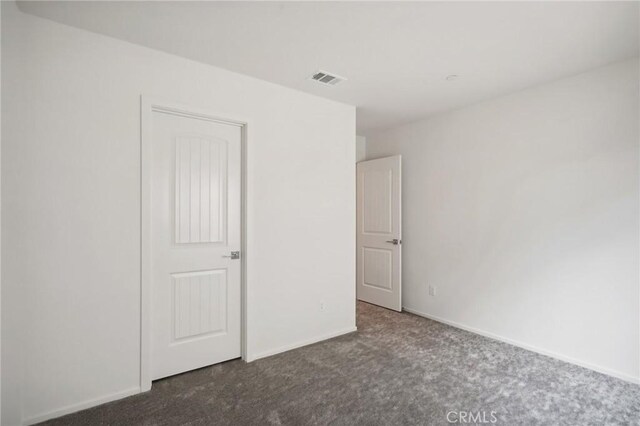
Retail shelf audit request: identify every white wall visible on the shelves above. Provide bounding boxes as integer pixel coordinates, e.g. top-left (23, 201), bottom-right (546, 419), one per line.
top-left (356, 135), bottom-right (366, 162)
top-left (367, 58), bottom-right (639, 383)
top-left (1, 3), bottom-right (356, 424)
top-left (0, 2), bottom-right (3, 421)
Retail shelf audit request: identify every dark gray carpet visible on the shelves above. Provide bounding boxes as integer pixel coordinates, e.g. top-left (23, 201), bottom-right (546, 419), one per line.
top-left (42, 302), bottom-right (639, 425)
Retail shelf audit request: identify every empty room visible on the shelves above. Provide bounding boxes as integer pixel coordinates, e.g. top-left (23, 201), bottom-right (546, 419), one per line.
top-left (1, 1), bottom-right (638, 425)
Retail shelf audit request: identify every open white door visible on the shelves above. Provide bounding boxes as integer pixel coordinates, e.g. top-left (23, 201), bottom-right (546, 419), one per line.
top-left (150, 107), bottom-right (242, 380)
top-left (356, 156), bottom-right (402, 311)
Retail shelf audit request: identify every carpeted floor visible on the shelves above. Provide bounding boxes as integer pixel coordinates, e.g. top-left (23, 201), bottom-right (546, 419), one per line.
top-left (42, 302), bottom-right (639, 425)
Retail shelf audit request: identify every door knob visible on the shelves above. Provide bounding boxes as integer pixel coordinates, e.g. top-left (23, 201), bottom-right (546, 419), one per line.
top-left (222, 251), bottom-right (240, 259)
top-left (386, 239), bottom-right (401, 245)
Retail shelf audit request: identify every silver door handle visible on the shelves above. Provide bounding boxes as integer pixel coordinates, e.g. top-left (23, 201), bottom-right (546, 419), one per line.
top-left (386, 239), bottom-right (401, 245)
top-left (222, 251), bottom-right (240, 259)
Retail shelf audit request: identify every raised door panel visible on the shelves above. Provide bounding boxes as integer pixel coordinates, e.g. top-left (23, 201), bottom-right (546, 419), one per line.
top-left (362, 247), bottom-right (393, 291)
top-left (362, 169), bottom-right (392, 235)
top-left (172, 270), bottom-right (227, 341)
top-left (175, 136), bottom-right (228, 244)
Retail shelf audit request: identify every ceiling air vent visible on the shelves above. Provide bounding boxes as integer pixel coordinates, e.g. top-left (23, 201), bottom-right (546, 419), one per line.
top-left (311, 70), bottom-right (346, 86)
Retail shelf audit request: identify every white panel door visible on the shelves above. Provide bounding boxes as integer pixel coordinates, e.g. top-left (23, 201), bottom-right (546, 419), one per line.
top-left (356, 156), bottom-right (402, 311)
top-left (151, 110), bottom-right (241, 380)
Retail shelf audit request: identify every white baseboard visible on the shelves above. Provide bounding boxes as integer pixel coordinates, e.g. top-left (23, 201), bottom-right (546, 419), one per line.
top-left (22, 312), bottom-right (634, 425)
top-left (21, 327), bottom-right (358, 424)
top-left (247, 326), bottom-right (358, 362)
top-left (22, 386), bottom-right (141, 426)
top-left (402, 307), bottom-right (639, 385)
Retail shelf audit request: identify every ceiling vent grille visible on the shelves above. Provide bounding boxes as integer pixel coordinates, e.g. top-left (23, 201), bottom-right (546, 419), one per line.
top-left (311, 70), bottom-right (346, 86)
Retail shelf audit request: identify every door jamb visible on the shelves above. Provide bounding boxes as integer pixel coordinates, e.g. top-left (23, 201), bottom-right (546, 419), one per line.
top-left (140, 95), bottom-right (249, 391)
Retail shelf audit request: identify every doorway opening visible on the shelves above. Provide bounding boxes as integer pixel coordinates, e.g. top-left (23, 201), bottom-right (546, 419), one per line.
top-left (140, 97), bottom-right (248, 391)
top-left (356, 155), bottom-right (402, 311)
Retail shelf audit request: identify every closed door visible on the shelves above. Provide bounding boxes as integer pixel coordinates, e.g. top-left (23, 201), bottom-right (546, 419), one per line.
top-left (151, 109), bottom-right (242, 380)
top-left (356, 156), bottom-right (402, 311)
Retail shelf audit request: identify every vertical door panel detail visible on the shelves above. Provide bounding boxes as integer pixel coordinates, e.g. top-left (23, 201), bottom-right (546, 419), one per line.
top-left (175, 137), bottom-right (228, 244)
top-left (172, 270), bottom-right (227, 340)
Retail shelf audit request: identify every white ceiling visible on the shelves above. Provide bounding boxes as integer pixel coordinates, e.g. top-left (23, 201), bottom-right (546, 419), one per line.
top-left (17, 1), bottom-right (640, 134)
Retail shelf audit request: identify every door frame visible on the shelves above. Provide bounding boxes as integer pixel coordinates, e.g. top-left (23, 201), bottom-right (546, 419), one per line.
top-left (140, 96), bottom-right (248, 391)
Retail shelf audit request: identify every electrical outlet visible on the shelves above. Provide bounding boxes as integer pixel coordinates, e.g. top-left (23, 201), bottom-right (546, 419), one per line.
top-left (429, 285), bottom-right (437, 297)
top-left (320, 302), bottom-right (325, 311)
